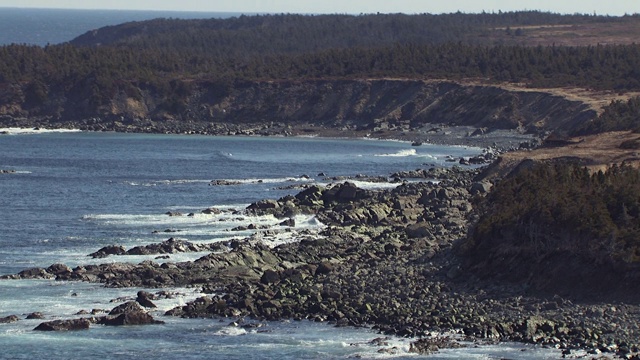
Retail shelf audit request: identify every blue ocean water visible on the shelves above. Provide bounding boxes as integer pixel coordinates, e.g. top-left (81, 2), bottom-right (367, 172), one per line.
top-left (0, 131), bottom-right (564, 359)
top-left (0, 8), bottom-right (244, 46)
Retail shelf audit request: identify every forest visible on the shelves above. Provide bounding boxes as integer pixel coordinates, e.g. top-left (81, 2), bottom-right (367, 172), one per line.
top-left (1, 11), bottom-right (640, 125)
top-left (462, 162), bottom-right (640, 293)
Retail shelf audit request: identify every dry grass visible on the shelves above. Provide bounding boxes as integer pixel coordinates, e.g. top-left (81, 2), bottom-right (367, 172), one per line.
top-left (502, 131), bottom-right (640, 170)
top-left (489, 20), bottom-right (640, 46)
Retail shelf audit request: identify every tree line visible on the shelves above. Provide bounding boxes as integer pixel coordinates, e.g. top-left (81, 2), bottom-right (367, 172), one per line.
top-left (1, 12), bottom-right (639, 131)
top-left (462, 162), bottom-right (640, 283)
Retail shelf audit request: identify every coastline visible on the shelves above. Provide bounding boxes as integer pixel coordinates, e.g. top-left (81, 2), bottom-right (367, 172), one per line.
top-left (0, 119), bottom-right (539, 152)
top-left (2, 125), bottom-right (638, 358)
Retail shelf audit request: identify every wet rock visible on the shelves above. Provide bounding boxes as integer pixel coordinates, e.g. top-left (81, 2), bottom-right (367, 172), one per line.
top-left (46, 263), bottom-right (72, 277)
top-left (26, 312), bottom-right (45, 320)
top-left (409, 337), bottom-right (465, 354)
top-left (89, 245), bottom-right (126, 258)
top-left (15, 267), bottom-right (53, 280)
top-left (0, 315), bottom-right (19, 324)
top-left (279, 218), bottom-right (296, 227)
top-left (98, 301), bottom-right (164, 326)
top-left (209, 180), bottom-right (241, 186)
top-left (201, 207), bottom-right (222, 215)
top-left (136, 291), bottom-right (157, 308)
top-left (34, 319), bottom-right (91, 331)
top-left (248, 199), bottom-right (280, 210)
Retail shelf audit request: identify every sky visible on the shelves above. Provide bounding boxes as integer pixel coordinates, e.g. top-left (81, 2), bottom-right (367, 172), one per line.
top-left (0, 0), bottom-right (638, 16)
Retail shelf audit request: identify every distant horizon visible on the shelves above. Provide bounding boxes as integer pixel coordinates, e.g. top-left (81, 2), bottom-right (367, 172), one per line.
top-left (0, 0), bottom-right (638, 16)
top-left (0, 5), bottom-right (638, 17)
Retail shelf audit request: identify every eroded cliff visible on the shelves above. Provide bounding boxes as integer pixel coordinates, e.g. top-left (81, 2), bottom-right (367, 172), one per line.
top-left (0, 79), bottom-right (596, 136)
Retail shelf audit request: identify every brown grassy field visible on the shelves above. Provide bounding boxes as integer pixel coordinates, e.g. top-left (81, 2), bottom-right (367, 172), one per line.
top-left (501, 131), bottom-right (640, 172)
top-left (489, 19), bottom-right (640, 46)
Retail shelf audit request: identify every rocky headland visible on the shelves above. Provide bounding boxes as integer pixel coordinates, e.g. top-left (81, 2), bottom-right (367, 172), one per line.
top-left (3, 165), bottom-right (639, 358)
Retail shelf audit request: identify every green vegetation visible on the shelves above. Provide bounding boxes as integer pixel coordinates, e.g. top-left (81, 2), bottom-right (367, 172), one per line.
top-left (574, 97), bottom-right (640, 135)
top-left (1, 11), bottom-right (640, 132)
top-left (464, 163), bottom-right (640, 283)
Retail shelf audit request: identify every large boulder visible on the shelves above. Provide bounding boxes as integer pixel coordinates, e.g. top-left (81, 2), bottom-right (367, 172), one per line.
top-left (247, 199), bottom-right (280, 210)
top-left (470, 181), bottom-right (492, 195)
top-left (88, 245), bottom-right (126, 258)
top-left (46, 263), bottom-right (72, 277)
top-left (0, 315), bottom-right (19, 324)
top-left (15, 267), bottom-right (53, 280)
top-left (406, 222), bottom-right (432, 239)
top-left (136, 291), bottom-right (157, 308)
top-left (98, 301), bottom-right (164, 326)
top-left (34, 319), bottom-right (91, 331)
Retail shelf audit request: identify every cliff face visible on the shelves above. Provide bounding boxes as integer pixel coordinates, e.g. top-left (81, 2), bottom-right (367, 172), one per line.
top-left (0, 79), bottom-right (595, 134)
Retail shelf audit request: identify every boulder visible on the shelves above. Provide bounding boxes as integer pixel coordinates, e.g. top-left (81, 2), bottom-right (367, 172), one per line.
top-left (295, 185), bottom-right (324, 206)
top-left (16, 267), bottom-right (53, 279)
top-left (136, 291), bottom-right (157, 308)
top-left (248, 199), bottom-right (280, 210)
top-left (0, 315), bottom-right (19, 324)
top-left (335, 182), bottom-right (359, 201)
top-left (26, 312), bottom-right (45, 320)
top-left (315, 262), bottom-right (334, 275)
top-left (406, 222), bottom-right (432, 239)
top-left (89, 245), bottom-right (126, 258)
top-left (279, 218), bottom-right (296, 227)
top-left (46, 263), bottom-right (72, 276)
top-left (201, 207), bottom-right (222, 215)
top-left (260, 269), bottom-right (281, 285)
top-left (34, 319), bottom-right (91, 331)
top-left (99, 311), bottom-right (164, 326)
top-left (99, 301), bottom-right (164, 326)
top-left (209, 180), bottom-right (242, 186)
top-left (470, 181), bottom-right (492, 195)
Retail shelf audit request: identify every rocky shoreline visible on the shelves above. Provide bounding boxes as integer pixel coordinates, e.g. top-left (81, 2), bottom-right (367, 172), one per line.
top-left (2, 165), bottom-right (639, 358)
top-left (1, 114), bottom-right (541, 152)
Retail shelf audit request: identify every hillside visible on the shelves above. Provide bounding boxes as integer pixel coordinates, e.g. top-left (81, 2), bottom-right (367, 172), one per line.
top-left (1, 12), bottom-right (640, 137)
top-left (70, 12), bottom-right (640, 51)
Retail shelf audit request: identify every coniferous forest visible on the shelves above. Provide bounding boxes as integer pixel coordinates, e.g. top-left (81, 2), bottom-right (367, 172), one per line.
top-left (1, 11), bottom-right (640, 126)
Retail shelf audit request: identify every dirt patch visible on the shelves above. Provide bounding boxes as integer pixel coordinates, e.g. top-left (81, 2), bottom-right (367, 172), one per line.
top-left (501, 131), bottom-right (640, 170)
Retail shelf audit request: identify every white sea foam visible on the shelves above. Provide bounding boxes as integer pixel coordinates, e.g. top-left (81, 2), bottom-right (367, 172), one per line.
top-left (0, 280), bottom-right (203, 320)
top-left (347, 180), bottom-right (403, 190)
top-left (213, 326), bottom-right (248, 336)
top-left (375, 149), bottom-right (418, 157)
top-left (0, 127), bottom-right (82, 135)
top-left (212, 176), bottom-right (315, 185)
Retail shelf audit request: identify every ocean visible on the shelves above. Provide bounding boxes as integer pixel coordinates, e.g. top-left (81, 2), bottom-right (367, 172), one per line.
top-left (0, 8), bottom-right (245, 46)
top-left (0, 8), bottom-right (563, 359)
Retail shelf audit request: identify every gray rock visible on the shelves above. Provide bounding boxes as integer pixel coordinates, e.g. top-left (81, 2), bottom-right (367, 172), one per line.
top-left (470, 181), bottom-right (492, 195)
top-left (26, 312), bottom-right (45, 320)
top-left (136, 291), bottom-right (157, 308)
top-left (0, 315), bottom-right (19, 324)
top-left (34, 319), bottom-right (91, 331)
